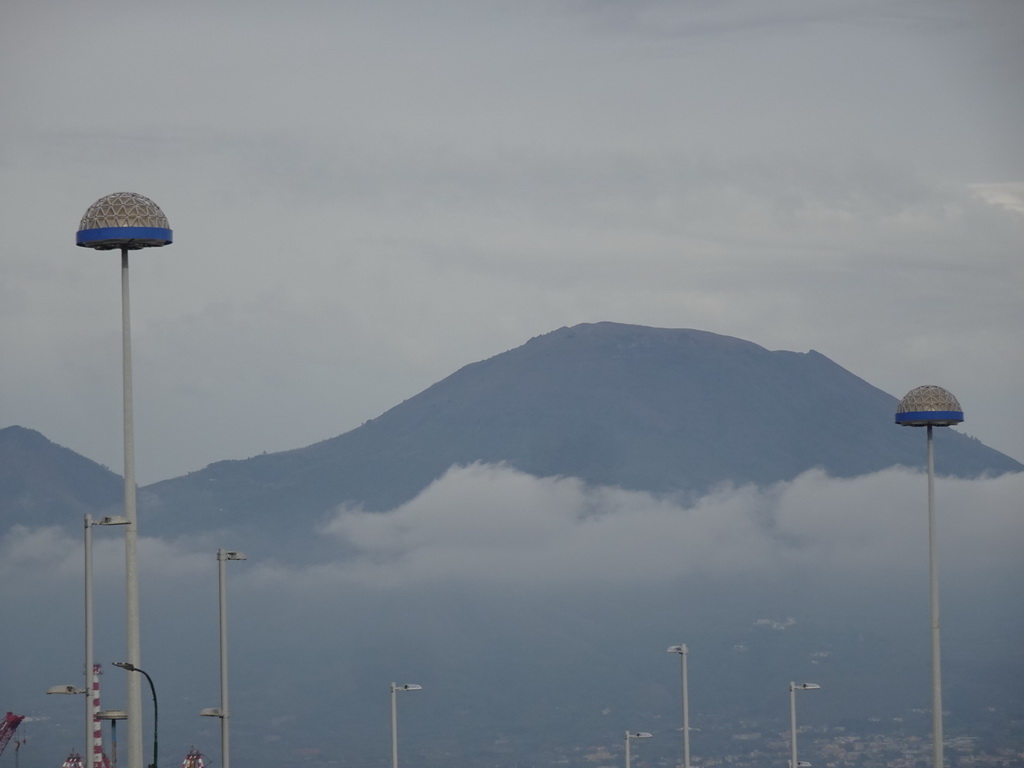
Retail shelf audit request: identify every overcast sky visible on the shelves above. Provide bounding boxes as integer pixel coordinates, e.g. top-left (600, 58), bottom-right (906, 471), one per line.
top-left (2, 0), bottom-right (1022, 484)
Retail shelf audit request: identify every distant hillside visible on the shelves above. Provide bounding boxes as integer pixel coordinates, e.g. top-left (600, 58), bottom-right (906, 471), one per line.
top-left (0, 425), bottom-right (122, 528)
top-left (138, 323), bottom-right (1021, 549)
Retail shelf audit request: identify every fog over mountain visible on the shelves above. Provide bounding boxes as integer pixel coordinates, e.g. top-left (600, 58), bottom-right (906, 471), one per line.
top-left (2, 323), bottom-right (1021, 768)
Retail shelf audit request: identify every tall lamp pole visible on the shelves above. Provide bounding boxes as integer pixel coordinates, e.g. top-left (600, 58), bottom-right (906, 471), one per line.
top-left (113, 663), bottom-right (157, 768)
top-left (85, 514), bottom-right (128, 768)
top-left (789, 682), bottom-right (820, 768)
top-left (390, 683), bottom-right (422, 768)
top-left (78, 192), bottom-right (172, 768)
top-left (624, 731), bottom-right (652, 768)
top-left (666, 645), bottom-right (690, 768)
top-left (200, 550), bottom-right (247, 768)
top-left (896, 385), bottom-right (963, 768)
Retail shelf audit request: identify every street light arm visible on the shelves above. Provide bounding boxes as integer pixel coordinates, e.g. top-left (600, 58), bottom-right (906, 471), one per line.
top-left (97, 516), bottom-right (130, 526)
top-left (115, 662), bottom-right (157, 768)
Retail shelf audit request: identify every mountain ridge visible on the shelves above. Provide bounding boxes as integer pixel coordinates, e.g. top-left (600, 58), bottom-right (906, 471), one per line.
top-left (0, 425), bottom-right (122, 528)
top-left (4, 323), bottom-right (1019, 543)
top-left (132, 322), bottom-right (1019, 551)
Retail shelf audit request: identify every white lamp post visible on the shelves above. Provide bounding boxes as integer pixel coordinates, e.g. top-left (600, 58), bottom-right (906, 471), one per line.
top-left (85, 514), bottom-right (129, 768)
top-left (77, 193), bottom-right (173, 768)
top-left (666, 645), bottom-right (690, 768)
top-left (624, 731), bottom-right (652, 768)
top-left (789, 682), bottom-right (820, 768)
top-left (200, 549), bottom-right (246, 768)
top-left (896, 385), bottom-right (963, 768)
top-left (390, 683), bottom-right (422, 768)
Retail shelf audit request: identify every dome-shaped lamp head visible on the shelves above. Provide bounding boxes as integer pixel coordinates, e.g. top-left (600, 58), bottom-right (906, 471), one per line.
top-left (895, 385), bottom-right (964, 427)
top-left (76, 192), bottom-right (172, 250)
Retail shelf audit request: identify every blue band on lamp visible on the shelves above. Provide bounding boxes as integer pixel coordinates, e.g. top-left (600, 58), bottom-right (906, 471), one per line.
top-left (76, 226), bottom-right (173, 248)
top-left (895, 410), bottom-right (964, 426)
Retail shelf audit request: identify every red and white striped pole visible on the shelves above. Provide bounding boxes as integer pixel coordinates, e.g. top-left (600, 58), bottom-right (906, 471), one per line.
top-left (91, 664), bottom-right (104, 768)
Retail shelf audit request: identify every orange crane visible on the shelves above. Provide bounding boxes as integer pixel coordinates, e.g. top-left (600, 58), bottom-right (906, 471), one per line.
top-left (0, 713), bottom-right (26, 758)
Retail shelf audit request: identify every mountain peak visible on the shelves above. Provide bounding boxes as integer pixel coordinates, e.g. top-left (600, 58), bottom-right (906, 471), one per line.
top-left (137, 324), bottom-right (1021, 550)
top-left (0, 425), bottom-right (122, 528)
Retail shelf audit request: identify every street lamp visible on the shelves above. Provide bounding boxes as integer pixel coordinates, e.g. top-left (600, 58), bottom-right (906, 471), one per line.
top-left (78, 192), bottom-right (173, 768)
top-left (390, 683), bottom-right (422, 768)
top-left (666, 645), bottom-right (690, 768)
top-left (200, 549), bottom-right (246, 768)
top-left (113, 662), bottom-right (157, 768)
top-left (98, 711), bottom-right (127, 768)
top-left (624, 731), bottom-right (652, 768)
top-left (46, 685), bottom-right (87, 760)
top-left (789, 682), bottom-right (820, 768)
top-left (85, 514), bottom-right (129, 768)
top-left (896, 385), bottom-right (963, 768)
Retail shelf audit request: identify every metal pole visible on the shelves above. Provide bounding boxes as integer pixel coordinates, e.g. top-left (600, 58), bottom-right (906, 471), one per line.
top-left (681, 645), bottom-right (690, 768)
top-left (927, 425), bottom-right (944, 768)
top-left (625, 731), bottom-right (631, 768)
top-left (218, 550), bottom-right (230, 768)
top-left (789, 683), bottom-right (797, 768)
top-left (390, 684), bottom-right (398, 768)
top-left (136, 668), bottom-right (158, 768)
top-left (121, 247), bottom-right (143, 768)
top-left (85, 516), bottom-right (93, 767)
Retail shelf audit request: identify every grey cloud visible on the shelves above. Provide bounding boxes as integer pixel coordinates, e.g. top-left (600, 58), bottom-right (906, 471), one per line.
top-left (311, 464), bottom-right (1023, 589)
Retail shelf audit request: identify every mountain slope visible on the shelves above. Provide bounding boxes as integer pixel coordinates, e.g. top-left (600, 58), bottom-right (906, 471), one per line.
top-left (140, 323), bottom-right (1021, 544)
top-left (0, 426), bottom-right (123, 529)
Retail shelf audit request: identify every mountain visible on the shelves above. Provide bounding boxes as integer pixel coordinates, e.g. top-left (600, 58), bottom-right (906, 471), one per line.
top-left (137, 322), bottom-right (1020, 552)
top-left (0, 425), bottom-right (122, 529)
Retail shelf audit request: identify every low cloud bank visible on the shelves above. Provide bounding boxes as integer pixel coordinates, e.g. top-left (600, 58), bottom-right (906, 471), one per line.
top-left (4, 467), bottom-right (1021, 767)
top-left (5, 465), bottom-right (1019, 599)
top-left (315, 463), bottom-right (1023, 589)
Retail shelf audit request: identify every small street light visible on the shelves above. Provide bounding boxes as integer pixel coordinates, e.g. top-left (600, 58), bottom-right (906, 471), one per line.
top-left (625, 731), bottom-right (653, 768)
top-left (789, 682), bottom-right (820, 768)
top-left (666, 644), bottom-right (691, 768)
top-left (200, 549), bottom-right (246, 768)
top-left (97, 712), bottom-right (127, 768)
top-left (114, 662), bottom-right (157, 768)
top-left (390, 683), bottom-right (422, 768)
top-left (46, 685), bottom-right (87, 760)
top-left (85, 514), bottom-right (129, 768)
